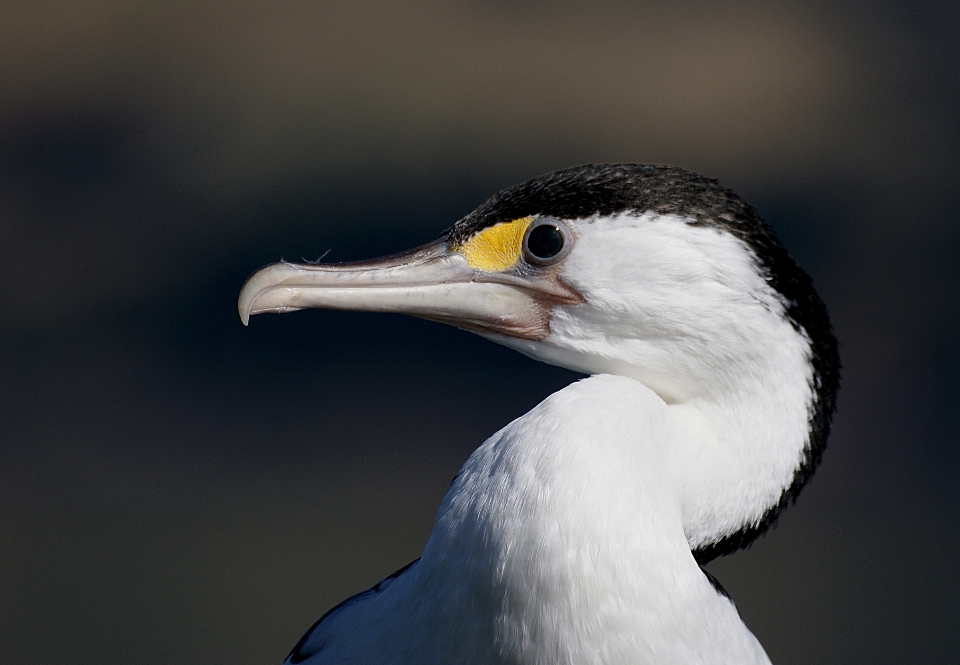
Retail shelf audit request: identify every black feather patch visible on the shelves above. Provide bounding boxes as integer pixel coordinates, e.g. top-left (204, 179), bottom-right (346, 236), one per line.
top-left (286, 559), bottom-right (420, 663)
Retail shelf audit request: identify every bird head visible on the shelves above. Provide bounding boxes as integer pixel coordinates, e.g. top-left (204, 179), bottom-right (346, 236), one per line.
top-left (240, 164), bottom-right (834, 407)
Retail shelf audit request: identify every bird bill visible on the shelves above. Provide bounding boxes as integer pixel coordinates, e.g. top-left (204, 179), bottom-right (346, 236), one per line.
top-left (238, 240), bottom-right (579, 340)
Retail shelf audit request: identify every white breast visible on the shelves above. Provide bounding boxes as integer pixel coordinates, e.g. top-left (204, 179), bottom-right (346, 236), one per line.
top-left (296, 375), bottom-right (771, 664)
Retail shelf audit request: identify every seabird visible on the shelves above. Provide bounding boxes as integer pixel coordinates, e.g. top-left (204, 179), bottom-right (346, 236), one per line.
top-left (238, 164), bottom-right (839, 665)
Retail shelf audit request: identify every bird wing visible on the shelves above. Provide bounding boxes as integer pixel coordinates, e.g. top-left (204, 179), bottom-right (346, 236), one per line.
top-left (284, 559), bottom-right (420, 664)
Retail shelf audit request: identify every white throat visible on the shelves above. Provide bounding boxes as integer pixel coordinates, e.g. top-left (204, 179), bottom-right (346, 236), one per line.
top-left (495, 212), bottom-right (816, 550)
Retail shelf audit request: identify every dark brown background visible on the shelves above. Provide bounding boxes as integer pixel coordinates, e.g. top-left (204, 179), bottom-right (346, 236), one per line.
top-left (1, 2), bottom-right (958, 664)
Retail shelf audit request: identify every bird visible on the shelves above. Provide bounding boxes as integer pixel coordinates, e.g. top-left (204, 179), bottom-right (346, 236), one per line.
top-left (238, 164), bottom-right (839, 665)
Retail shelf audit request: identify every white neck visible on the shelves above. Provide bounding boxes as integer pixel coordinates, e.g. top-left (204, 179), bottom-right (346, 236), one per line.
top-left (496, 212), bottom-right (815, 550)
top-left (665, 327), bottom-right (812, 549)
top-left (433, 376), bottom-right (771, 663)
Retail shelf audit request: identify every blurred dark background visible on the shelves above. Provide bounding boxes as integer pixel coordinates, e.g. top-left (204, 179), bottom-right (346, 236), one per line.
top-left (1, 2), bottom-right (958, 664)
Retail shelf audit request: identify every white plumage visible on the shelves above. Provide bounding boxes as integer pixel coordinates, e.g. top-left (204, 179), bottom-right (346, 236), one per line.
top-left (238, 164), bottom-right (839, 664)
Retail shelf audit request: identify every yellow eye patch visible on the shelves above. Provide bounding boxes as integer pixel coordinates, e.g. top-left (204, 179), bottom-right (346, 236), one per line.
top-left (452, 217), bottom-right (534, 272)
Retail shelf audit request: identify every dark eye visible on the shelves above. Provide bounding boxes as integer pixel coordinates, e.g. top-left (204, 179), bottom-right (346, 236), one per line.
top-left (523, 219), bottom-right (571, 265)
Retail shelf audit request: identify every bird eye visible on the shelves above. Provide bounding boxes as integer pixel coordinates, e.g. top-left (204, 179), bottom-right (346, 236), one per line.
top-left (523, 218), bottom-right (571, 265)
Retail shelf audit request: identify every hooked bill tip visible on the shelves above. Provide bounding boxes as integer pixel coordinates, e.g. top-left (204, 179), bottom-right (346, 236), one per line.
top-left (238, 285), bottom-right (253, 326)
top-left (237, 291), bottom-right (253, 326)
